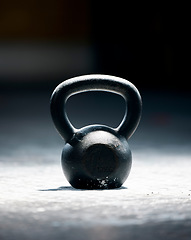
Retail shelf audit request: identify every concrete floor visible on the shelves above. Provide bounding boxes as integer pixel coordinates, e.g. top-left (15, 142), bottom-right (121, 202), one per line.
top-left (0, 90), bottom-right (191, 240)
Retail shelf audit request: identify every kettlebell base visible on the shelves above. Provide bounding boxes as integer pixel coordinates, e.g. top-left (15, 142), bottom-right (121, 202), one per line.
top-left (68, 178), bottom-right (123, 190)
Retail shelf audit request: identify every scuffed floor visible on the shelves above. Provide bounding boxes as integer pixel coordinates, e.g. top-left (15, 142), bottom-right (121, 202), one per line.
top-left (0, 151), bottom-right (191, 240)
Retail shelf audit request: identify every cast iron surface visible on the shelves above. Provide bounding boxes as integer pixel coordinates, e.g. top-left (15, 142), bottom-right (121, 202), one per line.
top-left (50, 74), bottom-right (142, 189)
top-left (50, 74), bottom-right (142, 141)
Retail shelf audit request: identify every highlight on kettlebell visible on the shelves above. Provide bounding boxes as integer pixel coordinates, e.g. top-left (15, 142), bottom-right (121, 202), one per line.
top-left (50, 74), bottom-right (142, 189)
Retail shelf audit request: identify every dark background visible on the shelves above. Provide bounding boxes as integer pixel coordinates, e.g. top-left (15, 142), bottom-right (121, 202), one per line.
top-left (0, 1), bottom-right (189, 92)
top-left (0, 1), bottom-right (190, 156)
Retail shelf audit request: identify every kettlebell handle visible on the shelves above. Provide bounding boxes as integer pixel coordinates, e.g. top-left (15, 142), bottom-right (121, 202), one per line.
top-left (50, 74), bottom-right (142, 142)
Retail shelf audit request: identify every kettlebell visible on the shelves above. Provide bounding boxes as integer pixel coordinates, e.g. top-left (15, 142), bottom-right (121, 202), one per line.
top-left (50, 74), bottom-right (142, 189)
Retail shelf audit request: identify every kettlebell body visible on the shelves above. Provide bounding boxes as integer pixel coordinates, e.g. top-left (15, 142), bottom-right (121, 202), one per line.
top-left (50, 75), bottom-right (142, 189)
top-left (62, 125), bottom-right (132, 189)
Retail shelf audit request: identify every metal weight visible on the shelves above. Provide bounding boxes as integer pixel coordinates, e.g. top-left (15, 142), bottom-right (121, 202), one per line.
top-left (50, 74), bottom-right (142, 189)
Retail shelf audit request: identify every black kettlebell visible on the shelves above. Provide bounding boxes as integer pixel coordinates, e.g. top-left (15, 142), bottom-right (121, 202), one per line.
top-left (50, 74), bottom-right (142, 189)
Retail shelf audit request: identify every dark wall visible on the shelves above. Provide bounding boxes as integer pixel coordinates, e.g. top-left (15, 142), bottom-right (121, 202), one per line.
top-left (0, 1), bottom-right (188, 93)
top-left (90, 2), bottom-right (188, 92)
